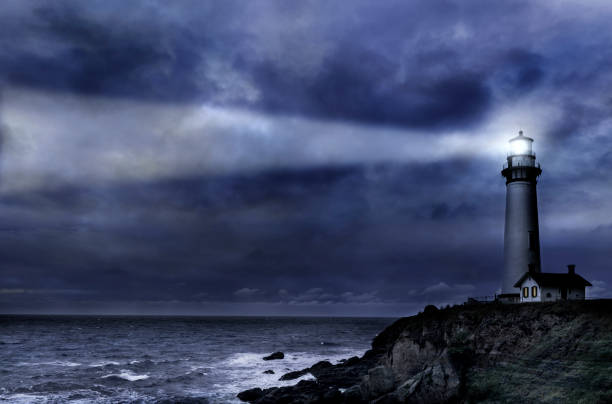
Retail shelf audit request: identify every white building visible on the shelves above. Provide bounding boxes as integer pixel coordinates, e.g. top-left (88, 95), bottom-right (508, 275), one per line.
top-left (513, 265), bottom-right (592, 303)
top-left (496, 131), bottom-right (593, 304)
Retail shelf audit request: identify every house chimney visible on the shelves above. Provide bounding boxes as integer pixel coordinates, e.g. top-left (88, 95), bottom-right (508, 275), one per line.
top-left (568, 264), bottom-right (575, 275)
top-left (528, 264), bottom-right (535, 274)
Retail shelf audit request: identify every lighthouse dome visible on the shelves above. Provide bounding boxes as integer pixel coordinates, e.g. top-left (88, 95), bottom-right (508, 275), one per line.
top-left (508, 130), bottom-right (534, 156)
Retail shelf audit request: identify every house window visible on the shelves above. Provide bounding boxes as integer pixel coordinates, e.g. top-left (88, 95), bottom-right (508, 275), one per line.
top-left (532, 286), bottom-right (537, 297)
top-left (523, 287), bottom-right (529, 298)
top-left (528, 231), bottom-right (537, 251)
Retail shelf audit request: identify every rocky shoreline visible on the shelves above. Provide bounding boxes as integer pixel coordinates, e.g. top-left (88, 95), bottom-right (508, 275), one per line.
top-left (238, 300), bottom-right (612, 403)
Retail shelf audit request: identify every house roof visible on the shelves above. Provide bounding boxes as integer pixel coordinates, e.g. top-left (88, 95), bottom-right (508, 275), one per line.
top-left (513, 272), bottom-right (592, 288)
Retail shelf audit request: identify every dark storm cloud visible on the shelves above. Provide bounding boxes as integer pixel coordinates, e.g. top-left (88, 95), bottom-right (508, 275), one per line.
top-left (248, 53), bottom-right (492, 129)
top-left (2, 0), bottom-right (610, 133)
top-left (1, 0), bottom-right (612, 315)
top-left (0, 0), bottom-right (520, 129)
top-left (0, 161), bottom-right (506, 313)
top-left (3, 5), bottom-right (212, 101)
top-left (498, 49), bottom-right (545, 93)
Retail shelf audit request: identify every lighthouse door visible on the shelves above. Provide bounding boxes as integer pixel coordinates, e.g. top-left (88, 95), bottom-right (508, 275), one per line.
top-left (561, 288), bottom-right (567, 300)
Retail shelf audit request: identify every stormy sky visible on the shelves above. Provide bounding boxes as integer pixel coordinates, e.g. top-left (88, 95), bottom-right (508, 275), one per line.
top-left (0, 0), bottom-right (611, 316)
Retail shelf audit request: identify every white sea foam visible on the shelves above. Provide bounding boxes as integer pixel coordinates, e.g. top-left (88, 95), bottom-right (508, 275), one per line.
top-left (1, 393), bottom-right (50, 403)
top-left (188, 365), bottom-right (209, 374)
top-left (225, 352), bottom-right (266, 367)
top-left (89, 361), bottom-right (120, 367)
top-left (16, 361), bottom-right (81, 367)
top-left (101, 369), bottom-right (150, 381)
top-left (208, 349), bottom-right (364, 402)
top-left (290, 372), bottom-right (316, 382)
top-left (225, 349), bottom-right (361, 369)
top-left (1, 389), bottom-right (152, 404)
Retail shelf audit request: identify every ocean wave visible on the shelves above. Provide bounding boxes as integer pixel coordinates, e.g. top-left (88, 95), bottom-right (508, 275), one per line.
top-left (0, 317), bottom-right (385, 403)
top-left (13, 381), bottom-right (90, 394)
top-left (0, 339), bottom-right (24, 345)
top-left (152, 395), bottom-right (211, 404)
top-left (224, 349), bottom-right (363, 370)
top-left (288, 372), bottom-right (316, 383)
top-left (188, 365), bottom-right (212, 374)
top-left (0, 393), bottom-right (50, 403)
top-left (129, 358), bottom-right (182, 367)
top-left (101, 370), bottom-right (150, 381)
top-left (319, 341), bottom-right (341, 346)
top-left (88, 361), bottom-right (120, 368)
top-left (16, 361), bottom-right (81, 367)
top-left (128, 359), bottom-right (155, 367)
top-left (163, 371), bottom-right (207, 384)
top-left (1, 389), bottom-right (153, 404)
top-left (225, 352), bottom-right (266, 367)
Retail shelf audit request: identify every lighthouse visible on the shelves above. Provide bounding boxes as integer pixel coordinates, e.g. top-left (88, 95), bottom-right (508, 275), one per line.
top-left (501, 131), bottom-right (542, 295)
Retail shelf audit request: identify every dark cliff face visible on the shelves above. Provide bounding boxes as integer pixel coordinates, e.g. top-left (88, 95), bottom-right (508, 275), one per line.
top-left (239, 300), bottom-right (612, 403)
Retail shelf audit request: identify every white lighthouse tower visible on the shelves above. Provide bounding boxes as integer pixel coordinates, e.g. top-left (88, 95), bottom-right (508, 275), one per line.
top-left (500, 131), bottom-right (542, 296)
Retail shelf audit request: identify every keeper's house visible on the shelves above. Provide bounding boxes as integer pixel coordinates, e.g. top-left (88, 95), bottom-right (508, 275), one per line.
top-left (513, 265), bottom-right (592, 303)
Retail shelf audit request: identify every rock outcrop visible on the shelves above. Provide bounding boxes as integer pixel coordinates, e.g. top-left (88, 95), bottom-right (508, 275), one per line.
top-left (239, 299), bottom-right (612, 403)
top-left (262, 352), bottom-right (284, 361)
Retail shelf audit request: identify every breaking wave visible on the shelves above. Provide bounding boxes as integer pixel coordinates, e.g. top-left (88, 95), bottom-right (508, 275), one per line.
top-left (101, 370), bottom-right (150, 381)
top-left (17, 361), bottom-right (81, 367)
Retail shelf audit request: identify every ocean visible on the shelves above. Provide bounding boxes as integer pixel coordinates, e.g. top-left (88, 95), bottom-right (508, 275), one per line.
top-left (0, 315), bottom-right (394, 403)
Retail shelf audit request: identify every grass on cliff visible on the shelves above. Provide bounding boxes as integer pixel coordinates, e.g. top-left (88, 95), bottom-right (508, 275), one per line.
top-left (462, 301), bottom-right (612, 403)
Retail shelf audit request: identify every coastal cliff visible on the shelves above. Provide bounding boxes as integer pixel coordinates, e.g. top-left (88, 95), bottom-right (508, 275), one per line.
top-left (238, 300), bottom-right (612, 403)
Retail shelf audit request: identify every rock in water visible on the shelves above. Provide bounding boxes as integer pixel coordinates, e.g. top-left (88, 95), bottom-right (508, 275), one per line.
top-left (310, 360), bottom-right (333, 371)
top-left (263, 369), bottom-right (274, 374)
top-left (262, 351), bottom-right (284, 361)
top-left (279, 369), bottom-right (306, 381)
top-left (237, 388), bottom-right (264, 402)
top-left (280, 360), bottom-right (332, 381)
